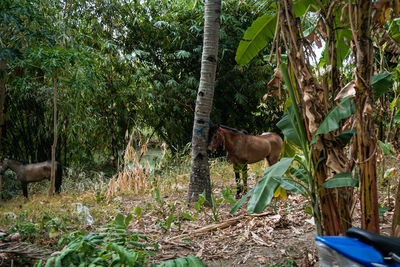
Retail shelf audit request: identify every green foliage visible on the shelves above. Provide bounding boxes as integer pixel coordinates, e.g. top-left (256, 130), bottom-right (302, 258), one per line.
top-left (192, 190), bottom-right (235, 222)
top-left (311, 97), bottom-right (355, 145)
top-left (321, 172), bottom-right (359, 188)
top-left (1, 0), bottom-right (282, 172)
top-left (277, 107), bottom-right (302, 147)
top-left (247, 158), bottom-right (294, 213)
top-left (153, 187), bottom-right (182, 232)
top-left (44, 214), bottom-right (154, 267)
top-left (220, 187), bottom-right (237, 205)
top-left (235, 14), bottom-right (277, 65)
top-left (266, 258), bottom-right (298, 267)
top-left (156, 255), bottom-right (206, 267)
top-left (378, 140), bottom-right (395, 155)
top-left (372, 72), bottom-right (394, 100)
top-left (39, 213), bottom-right (67, 239)
top-left (10, 211), bottom-right (37, 242)
top-left (38, 213), bottom-right (207, 267)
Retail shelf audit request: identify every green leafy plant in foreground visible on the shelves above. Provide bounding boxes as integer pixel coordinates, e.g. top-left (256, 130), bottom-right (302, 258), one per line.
top-left (37, 214), bottom-right (154, 266)
top-left (266, 258), bottom-right (298, 267)
top-left (193, 189), bottom-right (236, 223)
top-left (35, 214), bottom-right (206, 267)
top-left (10, 211), bottom-right (37, 242)
top-left (156, 255), bottom-right (206, 267)
top-left (153, 187), bottom-right (180, 232)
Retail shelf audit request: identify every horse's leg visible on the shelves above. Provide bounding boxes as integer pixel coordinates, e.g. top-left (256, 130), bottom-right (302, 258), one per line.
top-left (241, 164), bottom-right (248, 193)
top-left (233, 164), bottom-right (242, 198)
top-left (21, 182), bottom-right (28, 198)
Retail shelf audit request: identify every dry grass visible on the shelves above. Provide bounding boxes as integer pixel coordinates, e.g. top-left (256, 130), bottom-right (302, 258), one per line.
top-left (105, 136), bottom-right (152, 200)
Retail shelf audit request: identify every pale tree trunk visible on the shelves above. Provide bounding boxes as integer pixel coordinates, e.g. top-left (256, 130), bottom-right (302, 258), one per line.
top-left (188, 0), bottom-right (221, 203)
top-left (279, 0), bottom-right (351, 235)
top-left (352, 0), bottom-right (380, 233)
top-left (49, 76), bottom-right (58, 197)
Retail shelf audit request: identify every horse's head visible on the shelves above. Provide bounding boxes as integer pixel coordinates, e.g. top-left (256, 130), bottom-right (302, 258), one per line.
top-left (207, 125), bottom-right (224, 152)
top-left (0, 158), bottom-right (9, 175)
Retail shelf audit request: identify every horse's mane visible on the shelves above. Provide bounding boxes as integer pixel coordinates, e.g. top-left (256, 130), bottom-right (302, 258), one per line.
top-left (220, 125), bottom-right (249, 134)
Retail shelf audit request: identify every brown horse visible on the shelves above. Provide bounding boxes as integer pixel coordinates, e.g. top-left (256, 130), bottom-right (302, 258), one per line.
top-left (0, 158), bottom-right (62, 198)
top-left (207, 125), bottom-right (282, 197)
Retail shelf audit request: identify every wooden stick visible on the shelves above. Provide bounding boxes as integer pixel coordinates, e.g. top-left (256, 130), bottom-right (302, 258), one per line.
top-left (167, 212), bottom-right (272, 241)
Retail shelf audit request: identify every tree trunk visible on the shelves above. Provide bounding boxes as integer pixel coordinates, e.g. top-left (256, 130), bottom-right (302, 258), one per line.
top-left (49, 76), bottom-right (58, 197)
top-left (326, 11), bottom-right (353, 234)
top-left (392, 182), bottom-right (400, 237)
top-left (188, 0), bottom-right (221, 204)
top-left (353, 0), bottom-right (380, 233)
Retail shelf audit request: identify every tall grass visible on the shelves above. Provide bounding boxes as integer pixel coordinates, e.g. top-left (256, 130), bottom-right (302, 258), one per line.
top-left (105, 136), bottom-right (160, 199)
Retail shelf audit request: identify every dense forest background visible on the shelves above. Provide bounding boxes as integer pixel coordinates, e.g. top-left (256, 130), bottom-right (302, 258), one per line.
top-left (1, 0), bottom-right (283, 171)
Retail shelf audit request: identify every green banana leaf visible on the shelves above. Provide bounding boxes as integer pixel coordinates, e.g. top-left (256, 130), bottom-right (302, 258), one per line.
top-left (277, 106), bottom-right (302, 147)
top-left (235, 14), bottom-right (277, 65)
top-left (235, 0), bottom-right (320, 66)
top-left (321, 172), bottom-right (359, 188)
top-left (229, 188), bottom-right (255, 214)
top-left (280, 178), bottom-right (307, 196)
top-left (247, 157), bottom-right (294, 213)
top-left (157, 255), bottom-right (206, 267)
top-left (372, 72), bottom-right (393, 100)
top-left (311, 96), bottom-right (355, 145)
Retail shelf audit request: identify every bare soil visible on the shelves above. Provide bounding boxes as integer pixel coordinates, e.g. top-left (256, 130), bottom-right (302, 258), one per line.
top-left (125, 178), bottom-right (395, 266)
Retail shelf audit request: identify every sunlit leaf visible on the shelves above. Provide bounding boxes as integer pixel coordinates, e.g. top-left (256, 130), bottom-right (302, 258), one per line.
top-left (384, 168), bottom-right (396, 179)
top-left (273, 186), bottom-right (287, 200)
top-left (235, 14), bottom-right (277, 65)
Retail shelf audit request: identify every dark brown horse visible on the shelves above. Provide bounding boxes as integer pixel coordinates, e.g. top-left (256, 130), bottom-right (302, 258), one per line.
top-left (0, 158), bottom-right (62, 198)
top-left (208, 125), bottom-right (282, 197)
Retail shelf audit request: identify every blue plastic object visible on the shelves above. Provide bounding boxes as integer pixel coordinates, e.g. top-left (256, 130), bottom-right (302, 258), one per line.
top-left (315, 236), bottom-right (385, 266)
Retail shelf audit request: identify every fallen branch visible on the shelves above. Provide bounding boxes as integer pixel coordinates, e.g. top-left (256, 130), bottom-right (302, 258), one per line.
top-left (0, 241), bottom-right (53, 260)
top-left (167, 212), bottom-right (272, 242)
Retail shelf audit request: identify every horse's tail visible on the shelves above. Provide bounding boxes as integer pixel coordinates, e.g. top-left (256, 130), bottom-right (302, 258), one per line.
top-left (55, 162), bottom-right (62, 193)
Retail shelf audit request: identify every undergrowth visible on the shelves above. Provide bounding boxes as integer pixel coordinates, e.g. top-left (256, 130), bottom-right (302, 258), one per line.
top-left (2, 138), bottom-right (395, 266)
top-left (0, 138), bottom-right (244, 266)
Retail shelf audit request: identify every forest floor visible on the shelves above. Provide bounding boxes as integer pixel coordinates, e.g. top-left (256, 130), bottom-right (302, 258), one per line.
top-left (0, 158), bottom-right (397, 266)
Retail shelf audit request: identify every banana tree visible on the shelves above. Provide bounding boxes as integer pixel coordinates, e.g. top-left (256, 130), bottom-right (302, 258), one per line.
top-left (231, 63), bottom-right (356, 235)
top-left (234, 0), bottom-right (399, 234)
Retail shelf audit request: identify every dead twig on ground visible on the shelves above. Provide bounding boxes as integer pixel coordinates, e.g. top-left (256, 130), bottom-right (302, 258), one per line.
top-left (167, 212), bottom-right (273, 242)
top-left (0, 241), bottom-right (53, 260)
